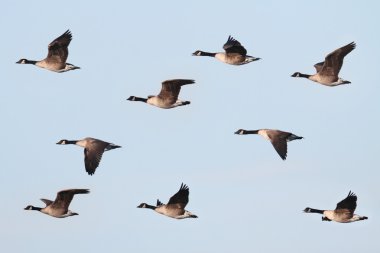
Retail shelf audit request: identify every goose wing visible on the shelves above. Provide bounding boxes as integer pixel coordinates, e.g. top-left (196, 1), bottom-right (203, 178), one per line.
top-left (335, 191), bottom-right (357, 213)
top-left (84, 140), bottom-right (109, 175)
top-left (50, 189), bottom-right (89, 211)
top-left (40, 198), bottom-right (53, 207)
top-left (167, 183), bottom-right (190, 209)
top-left (319, 42), bottom-right (356, 77)
top-left (223, 36), bottom-right (247, 56)
top-left (46, 30), bottom-right (72, 64)
top-left (267, 130), bottom-right (290, 160)
top-left (313, 61), bottom-right (324, 73)
top-left (157, 79), bottom-right (195, 104)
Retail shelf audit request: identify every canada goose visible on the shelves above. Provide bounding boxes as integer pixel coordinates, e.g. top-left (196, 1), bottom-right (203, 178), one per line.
top-left (291, 42), bottom-right (356, 86)
top-left (304, 191), bottom-right (368, 223)
top-left (234, 129), bottom-right (303, 160)
top-left (127, 79), bottom-right (195, 109)
top-left (56, 137), bottom-right (121, 175)
top-left (192, 35), bottom-right (261, 65)
top-left (24, 189), bottom-right (89, 218)
top-left (137, 183), bottom-right (198, 219)
top-left (16, 30), bottom-right (80, 72)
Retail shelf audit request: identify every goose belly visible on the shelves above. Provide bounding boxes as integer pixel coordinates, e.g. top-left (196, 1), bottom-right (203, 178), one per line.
top-left (147, 97), bottom-right (172, 109)
top-left (155, 206), bottom-right (184, 218)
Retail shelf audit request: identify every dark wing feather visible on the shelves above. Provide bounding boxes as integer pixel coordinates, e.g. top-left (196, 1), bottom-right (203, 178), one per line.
top-left (50, 189), bottom-right (89, 211)
top-left (84, 141), bottom-right (109, 175)
top-left (313, 61), bottom-right (324, 73)
top-left (223, 36), bottom-right (247, 55)
top-left (320, 42), bottom-right (356, 77)
top-left (40, 198), bottom-right (53, 207)
top-left (167, 183), bottom-right (189, 208)
top-left (335, 191), bottom-right (357, 213)
top-left (267, 130), bottom-right (291, 160)
top-left (46, 30), bottom-right (72, 64)
top-left (157, 79), bottom-right (195, 104)
top-left (156, 199), bottom-right (163, 206)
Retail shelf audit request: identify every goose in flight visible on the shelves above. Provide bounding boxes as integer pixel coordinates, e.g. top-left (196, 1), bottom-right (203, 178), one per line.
top-left (192, 35), bottom-right (261, 65)
top-left (234, 129), bottom-right (303, 160)
top-left (24, 189), bottom-right (89, 218)
top-left (137, 183), bottom-right (198, 219)
top-left (304, 191), bottom-right (368, 223)
top-left (16, 30), bottom-right (80, 72)
top-left (291, 42), bottom-right (356, 86)
top-left (127, 79), bottom-right (195, 109)
top-left (56, 137), bottom-right (121, 175)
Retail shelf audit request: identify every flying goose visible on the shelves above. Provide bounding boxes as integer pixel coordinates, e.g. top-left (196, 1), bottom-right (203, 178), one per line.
top-left (192, 35), bottom-right (260, 65)
top-left (137, 183), bottom-right (198, 219)
top-left (304, 191), bottom-right (368, 223)
top-left (24, 189), bottom-right (89, 218)
top-left (291, 42), bottom-right (356, 86)
top-left (16, 30), bottom-right (80, 72)
top-left (127, 79), bottom-right (195, 109)
top-left (234, 129), bottom-right (303, 160)
top-left (56, 137), bottom-right (121, 175)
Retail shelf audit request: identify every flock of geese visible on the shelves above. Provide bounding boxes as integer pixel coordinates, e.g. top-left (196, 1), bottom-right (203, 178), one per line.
top-left (19, 30), bottom-right (368, 223)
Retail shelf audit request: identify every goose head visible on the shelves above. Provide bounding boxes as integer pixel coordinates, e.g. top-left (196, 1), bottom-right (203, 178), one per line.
top-left (234, 129), bottom-right (246, 135)
top-left (137, 203), bottom-right (148, 208)
top-left (192, 50), bottom-right (204, 56)
top-left (16, 59), bottom-right (28, 64)
top-left (56, 139), bottom-right (68, 145)
top-left (24, 205), bottom-right (34, 210)
top-left (291, 72), bottom-right (301, 77)
top-left (127, 96), bottom-right (137, 101)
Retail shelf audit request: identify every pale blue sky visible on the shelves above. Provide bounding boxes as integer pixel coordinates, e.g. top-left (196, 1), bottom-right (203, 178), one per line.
top-left (1, 0), bottom-right (380, 252)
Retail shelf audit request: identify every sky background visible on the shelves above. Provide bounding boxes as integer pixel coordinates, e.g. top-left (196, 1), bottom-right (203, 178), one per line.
top-left (1, 0), bottom-right (380, 252)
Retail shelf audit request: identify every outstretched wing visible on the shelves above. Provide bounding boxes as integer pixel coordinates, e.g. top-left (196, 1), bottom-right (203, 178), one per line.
top-left (335, 191), bottom-right (357, 213)
top-left (223, 36), bottom-right (247, 55)
top-left (320, 42), bottom-right (356, 77)
top-left (157, 79), bottom-right (195, 104)
top-left (46, 30), bottom-right (72, 64)
top-left (50, 189), bottom-right (89, 211)
top-left (40, 198), bottom-right (53, 207)
top-left (267, 130), bottom-right (291, 160)
top-left (313, 61), bottom-right (324, 73)
top-left (167, 183), bottom-right (190, 209)
top-left (84, 141), bottom-right (109, 175)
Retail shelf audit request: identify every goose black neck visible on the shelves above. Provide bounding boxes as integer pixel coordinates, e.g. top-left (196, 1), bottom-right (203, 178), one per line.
top-left (307, 208), bottom-right (324, 214)
top-left (26, 60), bottom-right (37, 64)
top-left (244, 130), bottom-right (259, 134)
top-left (130, 96), bottom-right (148, 103)
top-left (298, 73), bottom-right (311, 78)
top-left (136, 97), bottom-right (148, 103)
top-left (200, 52), bottom-right (216, 57)
top-left (32, 206), bottom-right (42, 211)
top-left (66, 140), bottom-right (78, 144)
top-left (145, 204), bottom-right (156, 210)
